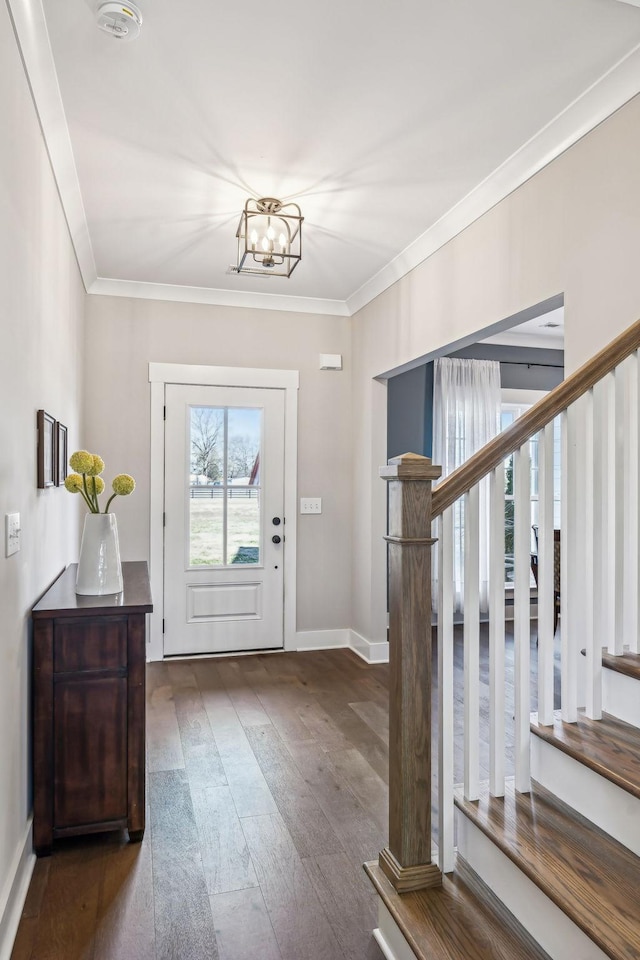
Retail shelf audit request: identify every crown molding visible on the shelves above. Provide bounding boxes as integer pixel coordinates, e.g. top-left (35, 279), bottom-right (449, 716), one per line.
top-left (9, 0), bottom-right (640, 320)
top-left (88, 277), bottom-right (350, 316)
top-left (7, 0), bottom-right (97, 289)
top-left (346, 42), bottom-right (640, 317)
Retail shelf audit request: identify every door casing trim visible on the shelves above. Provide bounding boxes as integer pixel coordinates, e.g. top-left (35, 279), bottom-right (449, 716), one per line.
top-left (148, 362), bottom-right (299, 661)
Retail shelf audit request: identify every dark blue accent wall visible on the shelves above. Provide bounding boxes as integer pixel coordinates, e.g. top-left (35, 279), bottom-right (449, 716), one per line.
top-left (387, 363), bottom-right (434, 459)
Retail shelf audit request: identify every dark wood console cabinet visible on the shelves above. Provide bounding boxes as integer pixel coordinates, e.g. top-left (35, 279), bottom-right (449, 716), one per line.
top-left (32, 561), bottom-right (153, 856)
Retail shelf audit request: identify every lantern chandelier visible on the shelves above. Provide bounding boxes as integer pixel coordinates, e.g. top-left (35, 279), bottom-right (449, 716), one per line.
top-left (235, 198), bottom-right (303, 278)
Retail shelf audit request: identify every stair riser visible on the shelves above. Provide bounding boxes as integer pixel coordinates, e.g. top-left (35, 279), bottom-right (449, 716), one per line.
top-left (456, 811), bottom-right (608, 960)
top-left (531, 736), bottom-right (640, 856)
top-left (603, 669), bottom-right (640, 728)
top-left (373, 902), bottom-right (418, 960)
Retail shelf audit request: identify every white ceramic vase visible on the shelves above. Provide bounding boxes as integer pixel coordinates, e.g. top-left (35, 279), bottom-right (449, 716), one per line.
top-left (76, 513), bottom-right (123, 595)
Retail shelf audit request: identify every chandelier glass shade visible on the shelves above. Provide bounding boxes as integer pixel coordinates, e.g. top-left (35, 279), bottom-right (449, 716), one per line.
top-left (236, 198), bottom-right (303, 277)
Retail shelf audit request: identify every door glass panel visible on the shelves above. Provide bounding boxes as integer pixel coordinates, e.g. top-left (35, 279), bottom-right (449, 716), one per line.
top-left (189, 405), bottom-right (262, 567)
top-left (189, 407), bottom-right (224, 566)
top-left (228, 408), bottom-right (261, 486)
top-left (227, 408), bottom-right (261, 563)
top-left (190, 494), bottom-right (224, 566)
top-left (228, 489), bottom-right (261, 564)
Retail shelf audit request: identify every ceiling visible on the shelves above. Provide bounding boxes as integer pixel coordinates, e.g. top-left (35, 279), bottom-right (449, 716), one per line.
top-left (482, 307), bottom-right (565, 349)
top-left (9, 0), bottom-right (640, 315)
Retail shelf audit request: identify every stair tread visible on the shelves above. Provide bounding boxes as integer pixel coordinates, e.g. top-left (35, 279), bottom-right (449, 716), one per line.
top-left (531, 709), bottom-right (640, 800)
top-left (365, 860), bottom-right (551, 960)
top-left (455, 780), bottom-right (640, 960)
top-left (602, 650), bottom-right (640, 681)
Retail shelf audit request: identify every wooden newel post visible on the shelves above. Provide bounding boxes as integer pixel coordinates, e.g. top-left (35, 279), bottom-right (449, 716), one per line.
top-left (379, 452), bottom-right (442, 893)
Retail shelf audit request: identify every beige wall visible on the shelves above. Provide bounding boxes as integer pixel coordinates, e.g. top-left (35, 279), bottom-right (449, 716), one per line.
top-left (0, 6), bottom-right (85, 946)
top-left (351, 94), bottom-right (640, 643)
top-left (4, 7), bottom-right (640, 938)
top-left (83, 296), bottom-right (352, 633)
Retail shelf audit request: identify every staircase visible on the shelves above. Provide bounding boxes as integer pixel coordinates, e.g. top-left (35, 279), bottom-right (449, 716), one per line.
top-left (366, 319), bottom-right (640, 959)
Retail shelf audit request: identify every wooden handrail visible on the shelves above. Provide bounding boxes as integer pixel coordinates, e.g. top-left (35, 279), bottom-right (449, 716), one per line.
top-left (431, 317), bottom-right (640, 519)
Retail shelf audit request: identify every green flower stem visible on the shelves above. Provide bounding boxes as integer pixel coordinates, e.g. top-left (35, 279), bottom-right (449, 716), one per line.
top-left (90, 476), bottom-right (100, 513)
top-left (77, 486), bottom-right (95, 512)
top-left (82, 474), bottom-right (98, 513)
top-left (104, 493), bottom-right (118, 514)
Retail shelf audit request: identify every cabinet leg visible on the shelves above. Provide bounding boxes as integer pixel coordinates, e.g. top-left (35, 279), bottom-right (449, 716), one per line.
top-left (35, 844), bottom-right (52, 858)
top-left (128, 829), bottom-right (144, 843)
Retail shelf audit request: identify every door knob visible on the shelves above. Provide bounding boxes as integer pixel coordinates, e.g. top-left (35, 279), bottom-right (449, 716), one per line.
top-left (272, 535), bottom-right (281, 544)
top-left (272, 517), bottom-right (281, 526)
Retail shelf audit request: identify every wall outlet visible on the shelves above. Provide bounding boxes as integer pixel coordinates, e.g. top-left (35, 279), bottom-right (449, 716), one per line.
top-left (300, 498), bottom-right (322, 515)
top-left (6, 513), bottom-right (20, 557)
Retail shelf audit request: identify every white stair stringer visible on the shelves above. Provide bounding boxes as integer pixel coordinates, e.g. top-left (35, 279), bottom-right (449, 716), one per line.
top-left (602, 667), bottom-right (640, 728)
top-left (531, 736), bottom-right (640, 856)
top-left (455, 809), bottom-right (608, 960)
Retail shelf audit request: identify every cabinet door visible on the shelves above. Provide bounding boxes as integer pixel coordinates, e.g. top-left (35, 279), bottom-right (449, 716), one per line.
top-left (54, 677), bottom-right (127, 828)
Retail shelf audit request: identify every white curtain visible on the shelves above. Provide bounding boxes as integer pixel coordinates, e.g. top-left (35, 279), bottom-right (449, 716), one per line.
top-left (432, 357), bottom-right (501, 613)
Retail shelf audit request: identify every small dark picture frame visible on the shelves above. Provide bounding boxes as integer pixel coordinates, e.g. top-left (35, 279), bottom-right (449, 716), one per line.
top-left (56, 422), bottom-right (68, 486)
top-left (37, 410), bottom-right (57, 489)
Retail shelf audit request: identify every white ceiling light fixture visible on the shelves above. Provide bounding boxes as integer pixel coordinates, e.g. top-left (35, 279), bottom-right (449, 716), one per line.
top-left (96, 2), bottom-right (143, 41)
top-left (235, 198), bottom-right (303, 278)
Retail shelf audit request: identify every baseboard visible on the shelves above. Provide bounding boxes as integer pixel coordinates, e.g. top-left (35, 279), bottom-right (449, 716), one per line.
top-left (294, 628), bottom-right (350, 651)
top-left (0, 820), bottom-right (35, 960)
top-left (349, 630), bottom-right (389, 664)
top-left (152, 628), bottom-right (388, 660)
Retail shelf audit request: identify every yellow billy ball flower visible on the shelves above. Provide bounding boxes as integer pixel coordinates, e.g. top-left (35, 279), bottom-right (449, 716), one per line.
top-left (112, 474), bottom-right (136, 496)
top-left (91, 476), bottom-right (105, 495)
top-left (64, 473), bottom-right (84, 493)
top-left (86, 454), bottom-right (105, 477)
top-left (69, 450), bottom-right (94, 474)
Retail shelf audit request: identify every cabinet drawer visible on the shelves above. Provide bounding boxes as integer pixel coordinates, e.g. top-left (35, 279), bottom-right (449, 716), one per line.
top-left (54, 617), bottom-right (127, 674)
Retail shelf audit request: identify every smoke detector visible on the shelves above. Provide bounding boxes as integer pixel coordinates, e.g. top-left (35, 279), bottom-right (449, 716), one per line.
top-left (97, 2), bottom-right (143, 41)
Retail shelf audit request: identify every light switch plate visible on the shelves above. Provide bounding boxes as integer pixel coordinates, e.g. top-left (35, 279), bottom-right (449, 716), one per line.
top-left (6, 513), bottom-right (20, 557)
top-left (300, 498), bottom-right (322, 515)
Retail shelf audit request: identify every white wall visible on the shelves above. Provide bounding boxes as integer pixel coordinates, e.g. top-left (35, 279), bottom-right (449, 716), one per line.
top-left (351, 93), bottom-right (640, 644)
top-left (83, 296), bottom-right (352, 633)
top-left (0, 6), bottom-right (85, 952)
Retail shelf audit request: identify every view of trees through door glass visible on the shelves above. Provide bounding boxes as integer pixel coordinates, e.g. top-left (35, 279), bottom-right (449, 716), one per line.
top-left (188, 406), bottom-right (262, 566)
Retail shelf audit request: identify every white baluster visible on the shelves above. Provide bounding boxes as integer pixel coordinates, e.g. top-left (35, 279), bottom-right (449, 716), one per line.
top-left (514, 444), bottom-right (531, 792)
top-left (438, 507), bottom-right (455, 874)
top-left (489, 464), bottom-right (505, 797)
top-left (583, 389), bottom-right (601, 719)
top-left (625, 350), bottom-right (640, 653)
top-left (561, 405), bottom-right (578, 722)
top-left (464, 485), bottom-right (480, 802)
top-left (624, 353), bottom-right (639, 654)
top-left (600, 371), bottom-right (622, 654)
top-left (593, 379), bottom-right (606, 671)
top-left (614, 366), bottom-right (626, 654)
top-left (537, 422), bottom-right (555, 726)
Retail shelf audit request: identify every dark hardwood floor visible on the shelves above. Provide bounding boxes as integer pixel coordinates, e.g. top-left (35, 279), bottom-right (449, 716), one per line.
top-left (12, 624), bottom-right (554, 960)
top-left (13, 649), bottom-right (390, 960)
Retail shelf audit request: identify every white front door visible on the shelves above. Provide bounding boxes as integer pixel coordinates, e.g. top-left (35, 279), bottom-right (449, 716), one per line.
top-left (163, 384), bottom-right (285, 656)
